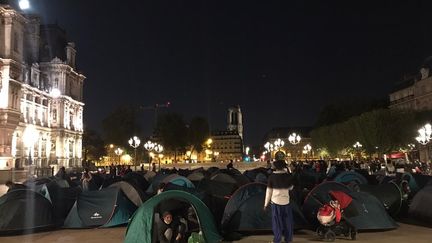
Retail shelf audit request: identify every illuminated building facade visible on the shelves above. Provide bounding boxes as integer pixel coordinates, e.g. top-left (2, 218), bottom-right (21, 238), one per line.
top-left (0, 4), bottom-right (84, 170)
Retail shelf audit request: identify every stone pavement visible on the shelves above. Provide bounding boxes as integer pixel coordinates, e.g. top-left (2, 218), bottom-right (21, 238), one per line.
top-left (0, 223), bottom-right (431, 243)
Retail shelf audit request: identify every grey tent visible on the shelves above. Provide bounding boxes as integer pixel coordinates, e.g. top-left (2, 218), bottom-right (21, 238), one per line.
top-left (0, 189), bottom-right (54, 235)
top-left (63, 187), bottom-right (136, 228)
top-left (409, 184), bottom-right (432, 224)
top-left (108, 181), bottom-right (148, 207)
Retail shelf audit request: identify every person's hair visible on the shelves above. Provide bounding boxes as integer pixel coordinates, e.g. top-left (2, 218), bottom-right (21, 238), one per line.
top-left (273, 160), bottom-right (286, 170)
top-left (162, 211), bottom-right (172, 218)
top-left (5, 180), bottom-right (13, 186)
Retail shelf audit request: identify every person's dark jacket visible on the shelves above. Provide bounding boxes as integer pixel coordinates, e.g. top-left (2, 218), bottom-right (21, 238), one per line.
top-left (7, 183), bottom-right (27, 193)
top-left (156, 217), bottom-right (186, 243)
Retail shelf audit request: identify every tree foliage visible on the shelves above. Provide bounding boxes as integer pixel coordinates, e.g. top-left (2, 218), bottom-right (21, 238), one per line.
top-left (155, 113), bottom-right (188, 161)
top-left (311, 108), bottom-right (418, 157)
top-left (187, 117), bottom-right (210, 154)
top-left (101, 105), bottom-right (141, 146)
top-left (82, 129), bottom-right (105, 163)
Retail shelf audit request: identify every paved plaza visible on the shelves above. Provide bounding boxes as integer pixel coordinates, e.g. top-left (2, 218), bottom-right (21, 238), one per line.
top-left (0, 223), bottom-right (430, 243)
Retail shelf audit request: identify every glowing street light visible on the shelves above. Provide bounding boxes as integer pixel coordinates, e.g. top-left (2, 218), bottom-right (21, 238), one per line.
top-left (128, 136), bottom-right (141, 171)
top-left (303, 144), bottom-right (312, 158)
top-left (274, 138), bottom-right (285, 151)
top-left (353, 141), bottom-right (362, 161)
top-left (144, 141), bottom-right (164, 170)
top-left (288, 133), bottom-right (301, 145)
top-left (264, 141), bottom-right (274, 160)
top-left (19, 0), bottom-right (30, 10)
top-left (49, 88), bottom-right (61, 98)
top-left (114, 148), bottom-right (123, 165)
top-left (416, 123), bottom-right (432, 165)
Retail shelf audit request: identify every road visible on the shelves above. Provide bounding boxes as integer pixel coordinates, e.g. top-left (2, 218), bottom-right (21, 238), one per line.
top-left (0, 223), bottom-right (431, 243)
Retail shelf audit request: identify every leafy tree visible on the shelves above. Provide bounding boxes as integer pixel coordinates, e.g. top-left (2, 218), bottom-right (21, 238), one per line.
top-left (187, 117), bottom-right (210, 155)
top-left (101, 105), bottom-right (141, 146)
top-left (155, 113), bottom-right (188, 162)
top-left (82, 129), bottom-right (105, 165)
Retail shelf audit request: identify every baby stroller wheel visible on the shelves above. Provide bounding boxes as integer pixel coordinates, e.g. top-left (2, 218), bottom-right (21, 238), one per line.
top-left (316, 227), bottom-right (325, 237)
top-left (324, 230), bottom-right (336, 242)
top-left (350, 230), bottom-right (357, 240)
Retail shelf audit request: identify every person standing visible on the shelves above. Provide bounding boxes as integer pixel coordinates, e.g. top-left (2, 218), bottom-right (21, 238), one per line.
top-left (264, 160), bottom-right (294, 243)
top-left (81, 168), bottom-right (92, 191)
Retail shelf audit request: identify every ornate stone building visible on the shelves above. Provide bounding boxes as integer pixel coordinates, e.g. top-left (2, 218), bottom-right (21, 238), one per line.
top-left (389, 57), bottom-right (432, 111)
top-left (211, 106), bottom-right (244, 162)
top-left (0, 4), bottom-right (84, 171)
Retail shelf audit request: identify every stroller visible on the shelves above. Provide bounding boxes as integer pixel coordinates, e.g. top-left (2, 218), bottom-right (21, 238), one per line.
top-left (315, 190), bottom-right (357, 242)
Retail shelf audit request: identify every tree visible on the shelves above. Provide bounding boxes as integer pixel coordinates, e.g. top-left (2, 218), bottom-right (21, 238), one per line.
top-left (155, 113), bottom-right (188, 163)
top-left (187, 117), bottom-right (210, 156)
top-left (82, 129), bottom-right (105, 166)
top-left (101, 105), bottom-right (141, 146)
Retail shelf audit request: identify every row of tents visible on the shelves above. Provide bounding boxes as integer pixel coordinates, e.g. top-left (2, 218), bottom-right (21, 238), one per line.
top-left (0, 166), bottom-right (431, 242)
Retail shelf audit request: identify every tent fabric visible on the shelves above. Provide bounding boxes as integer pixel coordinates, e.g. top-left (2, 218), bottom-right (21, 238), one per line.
top-left (211, 173), bottom-right (237, 184)
top-left (108, 181), bottom-right (146, 207)
top-left (221, 183), bottom-right (309, 234)
top-left (359, 182), bottom-right (403, 217)
top-left (347, 191), bottom-right (398, 230)
top-left (162, 174), bottom-right (195, 189)
top-left (187, 172), bottom-right (206, 182)
top-left (303, 182), bottom-right (398, 231)
top-left (333, 171), bottom-right (368, 186)
top-left (63, 187), bottom-right (136, 228)
top-left (409, 184), bottom-right (432, 224)
top-left (124, 190), bottom-right (222, 243)
top-left (144, 171), bottom-right (157, 182)
top-left (0, 189), bottom-right (54, 234)
top-left (146, 173), bottom-right (170, 194)
top-left (123, 172), bottom-right (150, 191)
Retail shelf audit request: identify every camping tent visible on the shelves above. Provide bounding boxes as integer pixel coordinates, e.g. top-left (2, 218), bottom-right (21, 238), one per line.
top-left (221, 183), bottom-right (309, 234)
top-left (108, 181), bottom-right (148, 207)
top-left (0, 189), bottom-right (54, 235)
top-left (162, 174), bottom-right (195, 189)
top-left (359, 181), bottom-right (403, 217)
top-left (333, 171), bottom-right (368, 187)
top-left (123, 172), bottom-right (150, 191)
top-left (303, 182), bottom-right (398, 230)
top-left (124, 190), bottom-right (222, 243)
top-left (63, 187), bottom-right (136, 228)
top-left (409, 184), bottom-right (432, 224)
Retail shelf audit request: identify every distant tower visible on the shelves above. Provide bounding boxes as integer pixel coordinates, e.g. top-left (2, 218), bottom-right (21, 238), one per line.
top-left (227, 105), bottom-right (243, 139)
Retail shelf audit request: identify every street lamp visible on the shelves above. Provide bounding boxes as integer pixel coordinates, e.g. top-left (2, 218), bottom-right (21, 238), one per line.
top-left (303, 144), bottom-right (312, 159)
top-left (114, 148), bottom-right (123, 165)
top-left (128, 136), bottom-right (141, 171)
top-left (288, 133), bottom-right (301, 161)
top-left (19, 0), bottom-right (30, 10)
top-left (353, 141), bottom-right (362, 161)
top-left (23, 124), bottom-right (38, 172)
top-left (416, 123), bottom-right (432, 166)
top-left (274, 138), bottom-right (285, 151)
top-left (264, 141), bottom-right (275, 160)
top-left (144, 141), bottom-right (164, 171)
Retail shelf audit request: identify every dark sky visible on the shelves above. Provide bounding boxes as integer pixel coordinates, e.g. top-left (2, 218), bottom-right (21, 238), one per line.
top-left (27, 0), bottom-right (432, 146)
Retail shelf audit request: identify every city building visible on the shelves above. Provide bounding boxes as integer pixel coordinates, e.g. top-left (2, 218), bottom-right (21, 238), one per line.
top-left (389, 57), bottom-right (432, 111)
top-left (210, 106), bottom-right (244, 162)
top-left (0, 4), bottom-right (84, 171)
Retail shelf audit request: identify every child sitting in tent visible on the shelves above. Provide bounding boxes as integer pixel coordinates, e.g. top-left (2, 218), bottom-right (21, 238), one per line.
top-left (156, 211), bottom-right (187, 243)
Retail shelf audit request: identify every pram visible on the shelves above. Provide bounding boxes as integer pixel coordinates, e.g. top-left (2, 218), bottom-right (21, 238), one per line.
top-left (315, 190), bottom-right (357, 242)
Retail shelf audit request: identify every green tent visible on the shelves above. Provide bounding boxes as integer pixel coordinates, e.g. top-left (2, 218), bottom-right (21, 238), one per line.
top-left (125, 190), bottom-right (222, 243)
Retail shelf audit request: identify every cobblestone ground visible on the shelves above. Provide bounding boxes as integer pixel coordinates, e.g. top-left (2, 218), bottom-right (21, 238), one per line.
top-left (0, 223), bottom-right (431, 243)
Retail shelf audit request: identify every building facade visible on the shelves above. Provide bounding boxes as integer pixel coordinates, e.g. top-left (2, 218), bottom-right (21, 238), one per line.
top-left (0, 4), bottom-right (84, 171)
top-left (210, 106), bottom-right (244, 162)
top-left (389, 59), bottom-right (432, 111)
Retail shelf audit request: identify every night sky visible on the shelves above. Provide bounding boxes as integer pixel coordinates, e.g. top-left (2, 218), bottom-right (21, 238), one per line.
top-left (26, 0), bottom-right (432, 146)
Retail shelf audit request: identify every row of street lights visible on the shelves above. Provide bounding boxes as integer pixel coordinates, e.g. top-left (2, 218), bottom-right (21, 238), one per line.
top-left (263, 133), bottom-right (313, 161)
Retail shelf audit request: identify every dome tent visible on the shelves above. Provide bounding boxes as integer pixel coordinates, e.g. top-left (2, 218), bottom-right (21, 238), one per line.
top-left (63, 187), bottom-right (136, 228)
top-left (221, 183), bottom-right (309, 234)
top-left (0, 189), bottom-right (54, 235)
top-left (125, 190), bottom-right (221, 243)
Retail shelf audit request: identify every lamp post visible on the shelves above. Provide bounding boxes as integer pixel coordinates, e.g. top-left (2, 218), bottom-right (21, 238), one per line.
top-left (416, 123), bottom-right (432, 168)
top-left (23, 124), bottom-right (39, 174)
top-left (353, 141), bottom-right (362, 161)
top-left (128, 136), bottom-right (141, 171)
top-left (114, 148), bottom-right (123, 165)
top-left (288, 133), bottom-right (301, 161)
top-left (264, 141), bottom-right (274, 160)
top-left (274, 138), bottom-right (285, 151)
top-left (303, 144), bottom-right (312, 160)
top-left (144, 141), bottom-right (164, 171)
